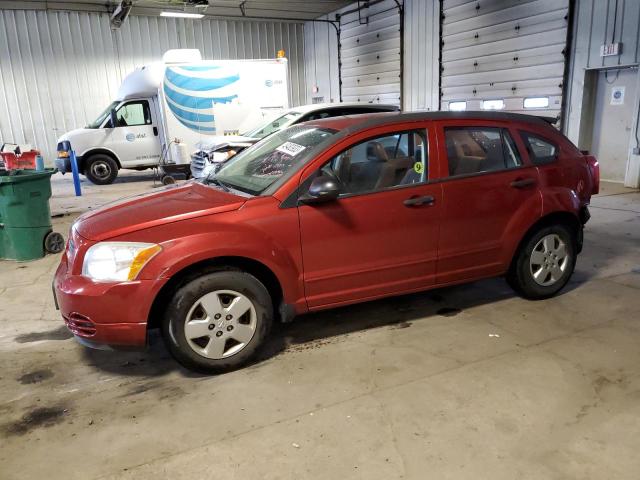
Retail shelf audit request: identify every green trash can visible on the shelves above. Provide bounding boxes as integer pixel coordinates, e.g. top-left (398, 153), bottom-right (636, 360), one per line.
top-left (0, 169), bottom-right (64, 261)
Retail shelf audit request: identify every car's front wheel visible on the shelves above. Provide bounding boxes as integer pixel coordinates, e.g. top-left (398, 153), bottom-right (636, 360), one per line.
top-left (161, 269), bottom-right (273, 373)
top-left (508, 224), bottom-right (577, 299)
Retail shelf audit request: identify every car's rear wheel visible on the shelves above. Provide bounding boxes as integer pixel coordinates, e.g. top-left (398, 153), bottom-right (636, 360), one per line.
top-left (508, 224), bottom-right (576, 299)
top-left (84, 154), bottom-right (118, 185)
top-left (161, 269), bottom-right (273, 373)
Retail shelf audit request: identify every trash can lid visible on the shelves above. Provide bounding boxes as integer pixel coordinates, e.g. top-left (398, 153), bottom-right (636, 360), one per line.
top-left (0, 168), bottom-right (56, 184)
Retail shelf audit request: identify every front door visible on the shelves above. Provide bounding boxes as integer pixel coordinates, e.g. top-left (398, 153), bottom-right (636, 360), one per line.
top-left (436, 122), bottom-right (542, 284)
top-left (105, 99), bottom-right (161, 167)
top-left (298, 127), bottom-right (442, 309)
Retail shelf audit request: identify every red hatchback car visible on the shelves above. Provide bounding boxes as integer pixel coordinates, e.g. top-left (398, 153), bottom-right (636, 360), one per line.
top-left (54, 111), bottom-right (599, 373)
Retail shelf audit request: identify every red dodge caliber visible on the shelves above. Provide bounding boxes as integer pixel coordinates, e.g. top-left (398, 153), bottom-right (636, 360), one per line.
top-left (54, 112), bottom-right (600, 373)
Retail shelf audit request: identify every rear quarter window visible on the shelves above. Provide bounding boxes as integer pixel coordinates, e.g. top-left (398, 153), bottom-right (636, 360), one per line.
top-left (520, 132), bottom-right (558, 165)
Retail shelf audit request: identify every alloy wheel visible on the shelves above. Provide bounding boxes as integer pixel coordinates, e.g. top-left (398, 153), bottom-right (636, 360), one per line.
top-left (529, 233), bottom-right (570, 287)
top-left (184, 290), bottom-right (257, 359)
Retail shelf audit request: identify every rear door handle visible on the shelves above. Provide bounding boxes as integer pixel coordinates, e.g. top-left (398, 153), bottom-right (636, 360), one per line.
top-left (403, 195), bottom-right (435, 207)
top-left (510, 178), bottom-right (536, 189)
top-left (153, 126), bottom-right (159, 136)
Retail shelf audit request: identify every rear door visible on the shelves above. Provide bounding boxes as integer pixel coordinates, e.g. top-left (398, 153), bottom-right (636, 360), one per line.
top-left (435, 121), bottom-right (541, 284)
top-left (298, 124), bottom-right (442, 308)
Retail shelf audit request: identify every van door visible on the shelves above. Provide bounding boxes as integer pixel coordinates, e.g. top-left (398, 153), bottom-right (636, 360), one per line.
top-left (105, 99), bottom-right (161, 167)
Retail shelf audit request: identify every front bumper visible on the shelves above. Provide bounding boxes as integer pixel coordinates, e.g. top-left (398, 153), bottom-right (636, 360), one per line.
top-left (53, 260), bottom-right (165, 349)
top-left (55, 156), bottom-right (71, 174)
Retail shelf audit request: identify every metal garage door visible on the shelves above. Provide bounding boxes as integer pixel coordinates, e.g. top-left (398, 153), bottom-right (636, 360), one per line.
top-left (441, 0), bottom-right (570, 120)
top-left (340, 0), bottom-right (402, 105)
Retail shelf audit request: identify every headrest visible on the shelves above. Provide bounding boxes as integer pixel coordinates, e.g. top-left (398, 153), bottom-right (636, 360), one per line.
top-left (366, 141), bottom-right (388, 162)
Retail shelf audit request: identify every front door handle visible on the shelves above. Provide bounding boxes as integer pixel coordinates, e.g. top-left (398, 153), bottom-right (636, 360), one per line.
top-left (403, 195), bottom-right (435, 207)
top-left (510, 178), bottom-right (536, 189)
top-left (153, 126), bottom-right (159, 136)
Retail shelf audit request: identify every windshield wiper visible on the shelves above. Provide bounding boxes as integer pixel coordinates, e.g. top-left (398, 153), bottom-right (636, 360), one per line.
top-left (205, 177), bottom-right (230, 192)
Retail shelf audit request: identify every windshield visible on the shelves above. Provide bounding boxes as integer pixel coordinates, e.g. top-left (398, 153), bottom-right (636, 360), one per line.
top-left (86, 101), bottom-right (119, 129)
top-left (207, 125), bottom-right (337, 195)
top-left (242, 112), bottom-right (302, 139)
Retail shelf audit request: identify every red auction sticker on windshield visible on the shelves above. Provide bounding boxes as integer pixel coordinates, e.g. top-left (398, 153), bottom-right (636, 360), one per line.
top-left (276, 142), bottom-right (306, 157)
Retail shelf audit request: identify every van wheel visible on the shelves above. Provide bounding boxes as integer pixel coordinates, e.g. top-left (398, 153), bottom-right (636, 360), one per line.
top-left (507, 224), bottom-right (576, 300)
top-left (85, 154), bottom-right (118, 185)
top-left (161, 269), bottom-right (273, 373)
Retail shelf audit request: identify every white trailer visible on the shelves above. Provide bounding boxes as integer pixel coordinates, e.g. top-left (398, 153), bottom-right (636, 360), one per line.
top-left (56, 49), bottom-right (289, 184)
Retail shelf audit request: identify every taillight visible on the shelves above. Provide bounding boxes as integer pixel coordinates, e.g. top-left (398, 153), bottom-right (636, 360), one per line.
top-left (585, 155), bottom-right (599, 195)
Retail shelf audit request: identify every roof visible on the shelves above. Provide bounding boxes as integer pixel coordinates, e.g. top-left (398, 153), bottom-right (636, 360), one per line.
top-left (305, 110), bottom-right (556, 135)
top-left (289, 102), bottom-right (399, 114)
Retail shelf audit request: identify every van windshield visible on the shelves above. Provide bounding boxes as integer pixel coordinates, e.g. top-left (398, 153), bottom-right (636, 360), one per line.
top-left (86, 101), bottom-right (119, 129)
top-left (206, 125), bottom-right (337, 195)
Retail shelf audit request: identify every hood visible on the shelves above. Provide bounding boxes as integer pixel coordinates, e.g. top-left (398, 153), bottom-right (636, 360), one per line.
top-left (75, 181), bottom-right (246, 241)
top-left (57, 128), bottom-right (93, 144)
top-left (196, 135), bottom-right (257, 151)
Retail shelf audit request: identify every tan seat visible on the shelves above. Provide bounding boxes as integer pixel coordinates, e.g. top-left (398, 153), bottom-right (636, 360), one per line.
top-left (375, 156), bottom-right (414, 189)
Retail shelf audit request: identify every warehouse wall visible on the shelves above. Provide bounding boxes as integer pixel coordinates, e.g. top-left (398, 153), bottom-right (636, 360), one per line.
top-left (303, 15), bottom-right (340, 104)
top-left (403, 0), bottom-right (439, 111)
top-left (303, 0), bottom-right (440, 110)
top-left (0, 9), bottom-right (305, 164)
top-left (565, 0), bottom-right (640, 187)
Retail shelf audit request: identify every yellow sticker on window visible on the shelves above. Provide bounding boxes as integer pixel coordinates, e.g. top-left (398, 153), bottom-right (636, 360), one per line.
top-left (414, 162), bottom-right (424, 174)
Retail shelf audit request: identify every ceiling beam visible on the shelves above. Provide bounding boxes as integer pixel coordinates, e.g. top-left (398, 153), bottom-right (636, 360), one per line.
top-left (1, 1), bottom-right (350, 20)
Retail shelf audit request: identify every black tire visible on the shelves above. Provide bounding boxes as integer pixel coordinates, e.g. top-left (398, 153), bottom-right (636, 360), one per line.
top-left (161, 175), bottom-right (176, 185)
top-left (507, 224), bottom-right (577, 300)
top-left (161, 269), bottom-right (273, 374)
top-left (84, 154), bottom-right (118, 185)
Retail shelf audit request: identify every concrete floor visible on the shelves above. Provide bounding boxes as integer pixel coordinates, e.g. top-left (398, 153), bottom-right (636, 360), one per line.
top-left (1, 174), bottom-right (639, 480)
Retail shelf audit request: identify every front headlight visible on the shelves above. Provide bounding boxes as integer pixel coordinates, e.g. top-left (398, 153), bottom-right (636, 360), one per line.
top-left (82, 242), bottom-right (161, 282)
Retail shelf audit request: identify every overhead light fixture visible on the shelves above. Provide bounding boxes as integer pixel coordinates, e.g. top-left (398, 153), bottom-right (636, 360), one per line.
top-left (160, 11), bottom-right (204, 18)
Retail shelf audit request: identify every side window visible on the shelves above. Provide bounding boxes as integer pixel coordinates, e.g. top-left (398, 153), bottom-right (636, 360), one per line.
top-left (322, 130), bottom-right (428, 195)
top-left (302, 111), bottom-right (332, 121)
top-left (113, 101), bottom-right (151, 127)
top-left (445, 127), bottom-right (521, 177)
top-left (521, 132), bottom-right (557, 164)
top-left (339, 108), bottom-right (368, 116)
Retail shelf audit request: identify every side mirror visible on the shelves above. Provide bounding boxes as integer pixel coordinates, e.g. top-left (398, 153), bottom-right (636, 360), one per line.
top-left (109, 109), bottom-right (118, 128)
top-left (300, 175), bottom-right (341, 205)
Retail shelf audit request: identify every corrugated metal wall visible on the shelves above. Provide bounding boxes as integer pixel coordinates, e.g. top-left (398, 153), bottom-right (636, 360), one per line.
top-left (339, 0), bottom-right (402, 105)
top-left (403, 0), bottom-right (439, 111)
top-left (441, 0), bottom-right (569, 118)
top-left (0, 9), bottom-right (305, 163)
top-left (304, 0), bottom-right (440, 111)
top-left (303, 15), bottom-right (340, 104)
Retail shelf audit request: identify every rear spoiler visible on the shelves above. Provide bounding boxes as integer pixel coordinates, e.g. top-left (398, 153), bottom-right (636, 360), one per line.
top-left (540, 116), bottom-right (559, 125)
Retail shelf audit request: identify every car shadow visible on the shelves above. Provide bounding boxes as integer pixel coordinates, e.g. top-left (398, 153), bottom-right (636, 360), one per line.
top-left (80, 334), bottom-right (203, 378)
top-left (252, 277), bottom-right (537, 367)
top-left (82, 276), bottom-right (580, 377)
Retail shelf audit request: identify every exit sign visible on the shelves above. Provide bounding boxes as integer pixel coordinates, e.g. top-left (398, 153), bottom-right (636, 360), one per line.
top-left (600, 42), bottom-right (622, 56)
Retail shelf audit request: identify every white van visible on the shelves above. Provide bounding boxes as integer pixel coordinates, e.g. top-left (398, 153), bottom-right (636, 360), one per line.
top-left (56, 49), bottom-right (289, 184)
